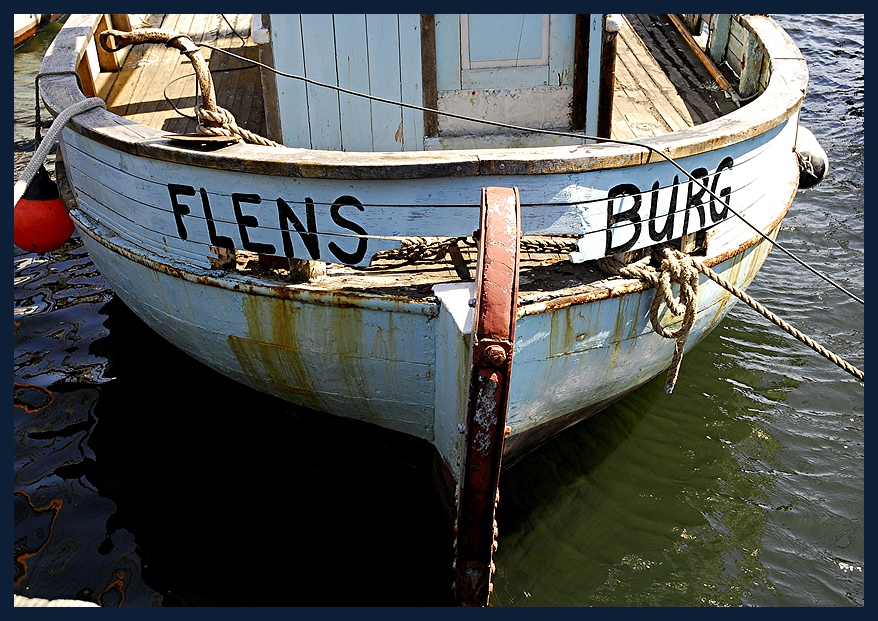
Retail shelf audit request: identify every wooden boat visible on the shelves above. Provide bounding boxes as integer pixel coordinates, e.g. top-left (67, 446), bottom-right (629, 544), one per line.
top-left (13, 14), bottom-right (64, 48)
top-left (37, 13), bottom-right (826, 605)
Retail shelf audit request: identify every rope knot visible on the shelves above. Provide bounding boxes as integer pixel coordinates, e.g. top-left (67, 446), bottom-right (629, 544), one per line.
top-left (596, 243), bottom-right (863, 388)
top-left (598, 246), bottom-right (699, 393)
top-left (194, 104), bottom-right (283, 147)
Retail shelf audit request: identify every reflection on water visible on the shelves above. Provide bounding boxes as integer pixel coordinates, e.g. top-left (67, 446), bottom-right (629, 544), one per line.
top-left (494, 331), bottom-right (793, 606)
top-left (14, 14), bottom-right (862, 607)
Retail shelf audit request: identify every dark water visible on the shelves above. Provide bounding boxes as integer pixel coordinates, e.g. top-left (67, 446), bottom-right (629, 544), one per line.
top-left (13, 15), bottom-right (863, 607)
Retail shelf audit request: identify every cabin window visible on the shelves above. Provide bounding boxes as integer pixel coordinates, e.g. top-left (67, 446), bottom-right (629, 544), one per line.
top-left (430, 14), bottom-right (579, 146)
top-left (459, 14), bottom-right (551, 89)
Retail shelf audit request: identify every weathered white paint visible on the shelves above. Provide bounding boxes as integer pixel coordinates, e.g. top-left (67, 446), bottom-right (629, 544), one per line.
top-left (508, 217), bottom-right (782, 438)
top-left (584, 14), bottom-right (604, 137)
top-left (42, 13), bottom-right (810, 488)
top-left (436, 86), bottom-right (574, 137)
top-left (399, 14), bottom-right (425, 149)
top-left (58, 118), bottom-right (794, 268)
top-left (423, 131), bottom-right (585, 150)
top-left (270, 15), bottom-right (310, 148)
top-left (432, 282), bottom-right (476, 478)
top-left (67, 165), bottom-right (792, 485)
top-left (334, 14), bottom-right (371, 152)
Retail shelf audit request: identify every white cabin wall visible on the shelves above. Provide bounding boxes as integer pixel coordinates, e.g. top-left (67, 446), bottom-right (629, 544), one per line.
top-left (302, 15), bottom-right (343, 149)
top-left (334, 14), bottom-right (371, 151)
top-left (267, 14), bottom-right (425, 152)
top-left (270, 15), bottom-right (311, 148)
top-left (263, 14), bottom-right (605, 151)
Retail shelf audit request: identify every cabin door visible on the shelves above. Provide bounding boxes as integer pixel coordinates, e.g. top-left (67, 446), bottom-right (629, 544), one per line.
top-left (431, 14), bottom-right (595, 146)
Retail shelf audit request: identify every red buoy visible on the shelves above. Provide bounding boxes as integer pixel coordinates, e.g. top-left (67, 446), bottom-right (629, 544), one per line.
top-left (14, 165), bottom-right (75, 254)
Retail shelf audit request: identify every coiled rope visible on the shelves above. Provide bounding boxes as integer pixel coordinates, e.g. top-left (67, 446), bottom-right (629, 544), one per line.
top-left (597, 247), bottom-right (864, 388)
top-left (193, 104), bottom-right (283, 147)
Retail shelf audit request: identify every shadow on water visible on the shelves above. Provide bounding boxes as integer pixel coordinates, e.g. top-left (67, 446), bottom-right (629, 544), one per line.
top-left (14, 241), bottom-right (454, 606)
top-left (85, 298), bottom-right (455, 607)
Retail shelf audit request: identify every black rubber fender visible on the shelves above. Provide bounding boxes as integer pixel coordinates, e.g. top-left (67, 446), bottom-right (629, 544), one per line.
top-left (795, 125), bottom-right (829, 189)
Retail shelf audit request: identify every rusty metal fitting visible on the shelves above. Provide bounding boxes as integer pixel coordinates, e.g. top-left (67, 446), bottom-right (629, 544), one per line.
top-left (483, 344), bottom-right (507, 366)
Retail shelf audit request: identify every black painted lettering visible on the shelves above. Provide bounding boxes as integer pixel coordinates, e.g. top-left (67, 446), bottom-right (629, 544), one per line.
top-left (328, 195), bottom-right (368, 264)
top-left (683, 167), bottom-right (709, 235)
top-left (167, 184), bottom-right (194, 240)
top-left (648, 177), bottom-right (679, 243)
top-left (200, 188), bottom-right (234, 249)
top-left (605, 183), bottom-right (643, 255)
top-left (232, 193), bottom-right (275, 255)
top-left (709, 157), bottom-right (734, 222)
top-left (277, 197), bottom-right (321, 260)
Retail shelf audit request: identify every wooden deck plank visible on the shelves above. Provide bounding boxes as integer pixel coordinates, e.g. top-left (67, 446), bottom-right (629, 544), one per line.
top-left (111, 14), bottom-right (197, 129)
top-left (623, 14), bottom-right (738, 126)
top-left (612, 50), bottom-right (675, 138)
top-left (138, 14), bottom-right (201, 133)
top-left (103, 14), bottom-right (173, 119)
top-left (106, 14), bottom-right (262, 137)
top-left (615, 17), bottom-right (694, 133)
top-left (105, 14), bottom-right (733, 146)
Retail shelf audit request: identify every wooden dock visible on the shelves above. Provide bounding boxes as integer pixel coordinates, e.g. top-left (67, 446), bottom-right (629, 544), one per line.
top-left (99, 13), bottom-right (737, 144)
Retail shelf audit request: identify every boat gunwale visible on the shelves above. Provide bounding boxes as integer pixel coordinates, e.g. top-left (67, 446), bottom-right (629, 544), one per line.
top-left (39, 14), bottom-right (809, 181)
top-left (64, 193), bottom-right (794, 319)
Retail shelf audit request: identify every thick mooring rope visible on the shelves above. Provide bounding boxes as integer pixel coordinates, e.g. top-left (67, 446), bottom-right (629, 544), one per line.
top-left (14, 92), bottom-right (105, 205)
top-left (692, 258), bottom-right (864, 382)
top-left (598, 247), bottom-right (864, 387)
top-left (370, 235), bottom-right (579, 263)
top-left (597, 249), bottom-right (697, 393)
top-left (193, 104), bottom-right (283, 147)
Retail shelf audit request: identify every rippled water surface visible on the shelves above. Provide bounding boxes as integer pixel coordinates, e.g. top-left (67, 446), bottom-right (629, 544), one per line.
top-left (13, 15), bottom-right (863, 607)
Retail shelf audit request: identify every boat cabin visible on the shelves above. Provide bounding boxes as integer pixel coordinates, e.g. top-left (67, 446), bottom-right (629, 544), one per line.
top-left (256, 14), bottom-right (614, 151)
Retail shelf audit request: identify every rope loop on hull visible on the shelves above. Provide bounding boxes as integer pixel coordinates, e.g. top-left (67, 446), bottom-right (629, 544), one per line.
top-left (598, 246), bottom-right (864, 386)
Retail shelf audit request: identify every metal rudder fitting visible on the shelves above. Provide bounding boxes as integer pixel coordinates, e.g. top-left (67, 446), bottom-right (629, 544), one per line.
top-left (453, 187), bottom-right (521, 606)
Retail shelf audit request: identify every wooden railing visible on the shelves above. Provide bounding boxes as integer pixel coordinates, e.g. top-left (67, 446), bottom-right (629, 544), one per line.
top-left (71, 14), bottom-right (135, 99)
top-left (678, 14), bottom-right (772, 99)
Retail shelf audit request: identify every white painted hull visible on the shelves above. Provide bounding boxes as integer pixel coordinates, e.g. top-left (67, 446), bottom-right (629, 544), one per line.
top-left (14, 15), bottom-right (41, 48)
top-left (14, 14), bottom-right (61, 48)
top-left (66, 153), bottom-right (793, 479)
top-left (47, 12), bottom-right (804, 484)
